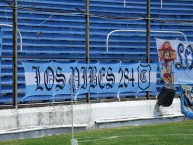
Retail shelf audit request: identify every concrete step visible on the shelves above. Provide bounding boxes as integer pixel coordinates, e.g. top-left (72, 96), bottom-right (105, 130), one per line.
top-left (0, 124), bottom-right (87, 141)
top-left (95, 114), bottom-right (187, 129)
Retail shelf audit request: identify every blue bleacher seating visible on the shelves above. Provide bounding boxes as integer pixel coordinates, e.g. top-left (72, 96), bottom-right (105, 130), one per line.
top-left (0, 0), bottom-right (193, 104)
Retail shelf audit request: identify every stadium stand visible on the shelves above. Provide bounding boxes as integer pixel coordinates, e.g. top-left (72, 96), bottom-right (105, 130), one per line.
top-left (0, 0), bottom-right (193, 104)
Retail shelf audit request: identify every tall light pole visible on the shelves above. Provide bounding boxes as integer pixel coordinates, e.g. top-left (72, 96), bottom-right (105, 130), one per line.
top-left (146, 0), bottom-right (150, 100)
top-left (85, 0), bottom-right (90, 103)
top-left (13, 0), bottom-right (18, 108)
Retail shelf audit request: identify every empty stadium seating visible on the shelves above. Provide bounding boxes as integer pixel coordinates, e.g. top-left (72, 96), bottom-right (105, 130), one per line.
top-left (0, 0), bottom-right (193, 104)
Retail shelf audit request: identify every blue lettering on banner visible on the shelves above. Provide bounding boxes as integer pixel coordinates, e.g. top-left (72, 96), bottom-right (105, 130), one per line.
top-left (22, 62), bottom-right (157, 97)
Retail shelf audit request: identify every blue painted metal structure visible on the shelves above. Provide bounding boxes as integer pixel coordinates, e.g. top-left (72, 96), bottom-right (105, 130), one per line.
top-left (0, 31), bottom-right (3, 98)
top-left (0, 0), bottom-right (193, 104)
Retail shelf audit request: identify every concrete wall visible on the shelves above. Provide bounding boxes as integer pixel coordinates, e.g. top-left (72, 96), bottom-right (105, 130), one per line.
top-left (0, 98), bottom-right (182, 132)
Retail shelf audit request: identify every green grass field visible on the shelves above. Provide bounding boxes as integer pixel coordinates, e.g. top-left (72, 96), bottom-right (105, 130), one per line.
top-left (1, 120), bottom-right (193, 145)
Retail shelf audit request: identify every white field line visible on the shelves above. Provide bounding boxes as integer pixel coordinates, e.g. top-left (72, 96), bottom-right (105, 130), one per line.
top-left (78, 133), bottom-right (193, 143)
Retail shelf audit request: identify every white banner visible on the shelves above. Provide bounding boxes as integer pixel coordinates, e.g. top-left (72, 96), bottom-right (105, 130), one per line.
top-left (156, 38), bottom-right (193, 84)
top-left (22, 62), bottom-right (157, 97)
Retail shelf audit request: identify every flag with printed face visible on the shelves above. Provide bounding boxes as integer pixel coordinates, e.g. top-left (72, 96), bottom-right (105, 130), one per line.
top-left (156, 38), bottom-right (193, 84)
